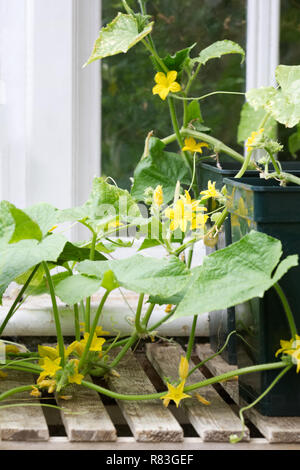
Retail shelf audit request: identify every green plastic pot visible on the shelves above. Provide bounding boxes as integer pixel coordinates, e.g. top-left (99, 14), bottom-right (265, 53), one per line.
top-left (224, 176), bottom-right (300, 416)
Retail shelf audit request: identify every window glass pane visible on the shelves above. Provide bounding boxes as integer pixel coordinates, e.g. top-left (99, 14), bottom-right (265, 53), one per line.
top-left (279, 0), bottom-right (300, 160)
top-left (102, 0), bottom-right (246, 188)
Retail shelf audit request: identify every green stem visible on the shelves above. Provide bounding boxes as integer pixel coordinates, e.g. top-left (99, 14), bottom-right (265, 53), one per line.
top-left (135, 294), bottom-right (145, 334)
top-left (42, 262), bottom-right (65, 367)
top-left (78, 290), bottom-right (110, 370)
top-left (0, 385), bottom-right (36, 401)
top-left (81, 361), bottom-right (287, 402)
top-left (141, 303), bottom-right (155, 329)
top-left (231, 365), bottom-right (292, 443)
top-left (266, 150), bottom-right (281, 176)
top-left (188, 330), bottom-right (237, 377)
top-left (109, 333), bottom-right (139, 369)
top-left (172, 90), bottom-right (245, 101)
top-left (0, 264), bottom-right (40, 335)
top-left (186, 316), bottom-right (197, 362)
top-left (274, 283), bottom-right (297, 339)
top-left (85, 230), bottom-right (98, 333)
top-left (73, 304), bottom-right (80, 341)
top-left (182, 128), bottom-right (249, 167)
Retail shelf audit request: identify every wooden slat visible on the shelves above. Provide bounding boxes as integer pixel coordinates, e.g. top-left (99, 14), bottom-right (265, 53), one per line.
top-left (196, 343), bottom-right (239, 402)
top-left (147, 342), bottom-right (249, 442)
top-left (56, 376), bottom-right (117, 442)
top-left (0, 369), bottom-right (49, 441)
top-left (106, 349), bottom-right (184, 442)
top-left (197, 343), bottom-right (300, 443)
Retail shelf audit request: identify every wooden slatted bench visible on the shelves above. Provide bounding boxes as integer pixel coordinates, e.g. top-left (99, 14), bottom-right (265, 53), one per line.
top-left (1, 341), bottom-right (300, 450)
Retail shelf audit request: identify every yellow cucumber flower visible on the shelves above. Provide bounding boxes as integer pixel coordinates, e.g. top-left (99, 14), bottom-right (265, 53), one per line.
top-left (38, 356), bottom-right (62, 382)
top-left (5, 344), bottom-right (20, 354)
top-left (152, 71), bottom-right (181, 101)
top-left (38, 343), bottom-right (77, 364)
top-left (245, 128), bottom-right (264, 152)
top-left (178, 356), bottom-right (189, 381)
top-left (73, 333), bottom-right (106, 356)
top-left (182, 137), bottom-right (209, 153)
top-left (79, 323), bottom-right (110, 336)
top-left (165, 191), bottom-right (207, 232)
top-left (200, 180), bottom-right (219, 201)
top-left (276, 335), bottom-right (300, 373)
top-left (68, 359), bottom-right (84, 385)
top-left (161, 380), bottom-right (191, 408)
top-left (37, 379), bottom-right (57, 393)
top-left (30, 386), bottom-right (42, 398)
top-left (153, 185), bottom-right (164, 207)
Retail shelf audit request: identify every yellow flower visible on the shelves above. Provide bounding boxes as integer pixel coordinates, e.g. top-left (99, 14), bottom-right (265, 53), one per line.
top-left (38, 344), bottom-right (77, 365)
top-left (195, 393), bottom-right (211, 405)
top-left (79, 323), bottom-right (110, 336)
top-left (5, 344), bottom-right (20, 354)
top-left (48, 225), bottom-right (58, 232)
top-left (245, 128), bottom-right (264, 152)
top-left (37, 379), bottom-right (56, 393)
top-left (191, 212), bottom-right (209, 231)
top-left (200, 180), bottom-right (219, 201)
top-left (165, 192), bottom-right (207, 232)
top-left (152, 71), bottom-right (181, 101)
top-left (178, 356), bottom-right (189, 381)
top-left (68, 359), bottom-right (84, 385)
top-left (38, 356), bottom-right (62, 382)
top-left (165, 304), bottom-right (173, 313)
top-left (30, 386), bottom-right (42, 398)
top-left (108, 220), bottom-right (123, 230)
top-left (153, 185), bottom-right (164, 207)
top-left (182, 137), bottom-right (209, 153)
top-left (161, 380), bottom-right (191, 408)
top-left (72, 333), bottom-right (106, 356)
top-left (275, 336), bottom-right (300, 373)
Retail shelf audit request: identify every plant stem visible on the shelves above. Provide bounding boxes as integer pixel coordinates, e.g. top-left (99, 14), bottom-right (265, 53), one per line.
top-left (182, 128), bottom-right (249, 167)
top-left (0, 264), bottom-right (40, 335)
top-left (274, 283), bottom-right (298, 339)
top-left (73, 304), bottom-right (80, 341)
top-left (78, 290), bottom-right (110, 370)
top-left (141, 303), bottom-right (155, 329)
top-left (173, 90), bottom-right (245, 101)
top-left (81, 361), bottom-right (287, 402)
top-left (135, 294), bottom-right (145, 334)
top-left (42, 262), bottom-right (65, 367)
top-left (85, 230), bottom-right (98, 333)
top-left (109, 332), bottom-right (139, 369)
top-left (186, 316), bottom-right (197, 362)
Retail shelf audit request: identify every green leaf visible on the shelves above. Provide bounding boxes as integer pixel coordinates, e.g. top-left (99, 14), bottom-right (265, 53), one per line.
top-left (0, 234), bottom-right (67, 303)
top-left (56, 242), bottom-right (107, 265)
top-left (0, 202), bottom-right (17, 249)
top-left (192, 40), bottom-right (245, 66)
top-left (172, 231), bottom-right (298, 320)
top-left (57, 177), bottom-right (141, 228)
top-left (77, 255), bottom-right (191, 297)
top-left (55, 274), bottom-right (102, 305)
top-left (161, 44), bottom-right (196, 74)
top-left (27, 271), bottom-right (71, 297)
top-left (9, 205), bottom-right (43, 243)
top-left (138, 238), bottom-right (161, 251)
top-left (84, 13), bottom-right (154, 66)
top-left (237, 102), bottom-right (277, 144)
top-left (288, 125), bottom-right (300, 157)
top-left (246, 66), bottom-right (300, 128)
top-left (185, 100), bottom-right (203, 125)
top-left (25, 203), bottom-right (58, 237)
top-left (131, 137), bottom-right (192, 203)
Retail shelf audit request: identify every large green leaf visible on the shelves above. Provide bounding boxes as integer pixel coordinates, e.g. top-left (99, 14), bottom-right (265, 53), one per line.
top-left (84, 13), bottom-right (154, 66)
top-left (246, 66), bottom-right (300, 128)
top-left (27, 271), bottom-right (71, 297)
top-left (57, 177), bottom-right (141, 229)
top-left (56, 242), bottom-right (107, 265)
top-left (0, 234), bottom-right (67, 303)
top-left (237, 102), bottom-right (277, 144)
top-left (192, 40), bottom-right (245, 66)
top-left (172, 231), bottom-right (298, 320)
top-left (161, 44), bottom-right (196, 74)
top-left (77, 254), bottom-right (191, 297)
top-left (131, 137), bottom-right (192, 203)
top-left (55, 274), bottom-right (102, 306)
top-left (25, 203), bottom-right (58, 237)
